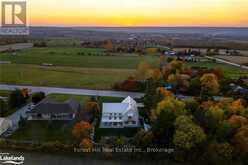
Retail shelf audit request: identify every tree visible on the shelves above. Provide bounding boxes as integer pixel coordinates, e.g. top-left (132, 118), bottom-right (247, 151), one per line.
top-left (228, 115), bottom-right (248, 127)
top-left (0, 99), bottom-right (7, 117)
top-left (136, 61), bottom-right (151, 80)
top-left (232, 125), bottom-right (248, 153)
top-left (103, 40), bottom-right (113, 52)
top-left (200, 73), bottom-right (220, 98)
top-left (133, 129), bottom-right (154, 148)
top-left (8, 89), bottom-right (26, 108)
top-left (173, 115), bottom-right (206, 150)
top-left (152, 109), bottom-right (176, 146)
top-left (151, 69), bottom-right (162, 81)
top-left (80, 138), bottom-right (93, 149)
top-left (72, 121), bottom-right (91, 140)
top-left (188, 76), bottom-right (201, 96)
top-left (84, 101), bottom-right (100, 119)
top-left (32, 92), bottom-right (45, 104)
top-left (204, 106), bottom-right (225, 135)
top-left (151, 95), bottom-right (185, 121)
top-left (228, 99), bottom-right (246, 115)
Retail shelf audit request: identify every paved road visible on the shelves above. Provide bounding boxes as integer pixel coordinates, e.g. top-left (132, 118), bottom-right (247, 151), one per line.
top-left (0, 84), bottom-right (144, 98)
top-left (0, 43), bottom-right (33, 52)
top-left (205, 55), bottom-right (248, 70)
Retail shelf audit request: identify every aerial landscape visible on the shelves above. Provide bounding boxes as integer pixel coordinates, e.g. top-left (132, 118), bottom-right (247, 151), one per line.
top-left (0, 0), bottom-right (248, 165)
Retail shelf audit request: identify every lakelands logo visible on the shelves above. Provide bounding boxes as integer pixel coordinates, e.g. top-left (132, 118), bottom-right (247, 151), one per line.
top-left (0, 153), bottom-right (25, 164)
top-left (0, 0), bottom-right (29, 35)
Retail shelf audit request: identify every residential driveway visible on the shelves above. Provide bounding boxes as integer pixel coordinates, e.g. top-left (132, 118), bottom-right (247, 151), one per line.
top-left (0, 84), bottom-right (144, 98)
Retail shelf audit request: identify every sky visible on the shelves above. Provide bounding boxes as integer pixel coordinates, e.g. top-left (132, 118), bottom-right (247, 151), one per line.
top-left (28, 0), bottom-right (248, 27)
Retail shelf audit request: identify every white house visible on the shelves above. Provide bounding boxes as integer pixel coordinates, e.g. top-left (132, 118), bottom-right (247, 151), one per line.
top-left (100, 96), bottom-right (139, 128)
top-left (0, 118), bottom-right (12, 136)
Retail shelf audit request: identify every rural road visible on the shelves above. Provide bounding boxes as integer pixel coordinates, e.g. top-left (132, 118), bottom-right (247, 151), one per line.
top-left (205, 55), bottom-right (248, 70)
top-left (0, 84), bottom-right (144, 98)
top-left (0, 43), bottom-right (33, 52)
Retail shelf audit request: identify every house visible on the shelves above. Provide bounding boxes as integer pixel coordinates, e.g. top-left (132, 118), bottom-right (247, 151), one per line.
top-left (100, 96), bottom-right (139, 128)
top-left (0, 118), bottom-right (12, 136)
top-left (27, 98), bottom-right (80, 121)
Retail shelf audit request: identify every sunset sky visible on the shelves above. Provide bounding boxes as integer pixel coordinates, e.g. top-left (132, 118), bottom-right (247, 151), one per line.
top-left (29, 0), bottom-right (248, 27)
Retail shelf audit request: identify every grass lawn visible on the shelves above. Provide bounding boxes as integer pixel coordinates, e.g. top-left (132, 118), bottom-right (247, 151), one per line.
top-left (0, 90), bottom-right (11, 97)
top-left (187, 61), bottom-right (248, 79)
top-left (95, 128), bottom-right (138, 141)
top-left (9, 121), bottom-right (74, 143)
top-left (46, 94), bottom-right (90, 105)
top-left (0, 47), bottom-right (159, 69)
top-left (0, 64), bottom-right (136, 89)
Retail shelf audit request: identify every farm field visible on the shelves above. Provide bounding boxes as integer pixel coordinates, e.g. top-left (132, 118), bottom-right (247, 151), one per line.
top-left (0, 64), bottom-right (136, 89)
top-left (187, 61), bottom-right (248, 79)
top-left (214, 55), bottom-right (248, 65)
top-left (0, 47), bottom-right (159, 69)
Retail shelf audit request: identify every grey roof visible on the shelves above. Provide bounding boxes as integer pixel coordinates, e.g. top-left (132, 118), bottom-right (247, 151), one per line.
top-left (29, 98), bottom-right (80, 114)
top-left (102, 103), bottom-right (129, 114)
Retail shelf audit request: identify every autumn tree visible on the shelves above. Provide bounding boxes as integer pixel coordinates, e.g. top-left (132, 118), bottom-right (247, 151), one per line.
top-left (200, 73), bottom-right (220, 99)
top-left (133, 129), bottom-right (154, 148)
top-left (8, 89), bottom-right (26, 108)
top-left (80, 138), bottom-right (93, 149)
top-left (103, 40), bottom-right (113, 52)
top-left (151, 69), bottom-right (162, 81)
top-left (232, 125), bottom-right (248, 153)
top-left (204, 106), bottom-right (225, 135)
top-left (151, 95), bottom-right (185, 121)
top-left (72, 121), bottom-right (91, 140)
top-left (151, 95), bottom-right (185, 145)
top-left (228, 115), bottom-right (248, 127)
top-left (173, 115), bottom-right (206, 150)
top-left (228, 99), bottom-right (246, 115)
top-left (136, 61), bottom-right (151, 80)
top-left (84, 101), bottom-right (100, 119)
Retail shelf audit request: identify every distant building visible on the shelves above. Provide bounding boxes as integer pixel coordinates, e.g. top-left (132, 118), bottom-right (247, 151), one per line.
top-left (27, 99), bottom-right (80, 121)
top-left (100, 96), bottom-right (139, 128)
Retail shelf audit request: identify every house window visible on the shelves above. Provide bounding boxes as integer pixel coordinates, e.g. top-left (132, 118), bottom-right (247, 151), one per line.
top-left (114, 117), bottom-right (117, 120)
top-left (119, 116), bottom-right (122, 120)
top-left (132, 121), bottom-right (136, 125)
top-left (109, 116), bottom-right (112, 120)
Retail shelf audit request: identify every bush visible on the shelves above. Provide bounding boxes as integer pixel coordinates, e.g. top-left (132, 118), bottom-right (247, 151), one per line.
top-left (32, 92), bottom-right (46, 104)
top-left (8, 89), bottom-right (26, 108)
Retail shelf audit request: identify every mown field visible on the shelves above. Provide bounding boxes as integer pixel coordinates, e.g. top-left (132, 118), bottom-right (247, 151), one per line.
top-left (187, 61), bottom-right (248, 79)
top-left (214, 55), bottom-right (248, 65)
top-left (0, 64), bottom-right (136, 89)
top-left (0, 47), bottom-right (159, 69)
top-left (0, 47), bottom-right (247, 89)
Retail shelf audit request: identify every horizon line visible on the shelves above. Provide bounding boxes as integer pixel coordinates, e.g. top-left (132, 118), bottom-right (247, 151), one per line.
top-left (29, 25), bottom-right (248, 28)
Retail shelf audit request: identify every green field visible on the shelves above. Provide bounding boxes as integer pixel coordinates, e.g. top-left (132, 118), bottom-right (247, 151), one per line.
top-left (0, 90), bottom-right (11, 97)
top-left (187, 61), bottom-right (248, 79)
top-left (0, 64), bottom-right (136, 89)
top-left (0, 47), bottom-right (159, 69)
top-left (10, 121), bottom-right (73, 143)
top-left (47, 94), bottom-right (90, 105)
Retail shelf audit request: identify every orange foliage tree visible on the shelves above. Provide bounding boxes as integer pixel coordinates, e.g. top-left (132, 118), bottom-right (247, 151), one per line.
top-left (200, 73), bottom-right (220, 97)
top-left (232, 125), bottom-right (248, 153)
top-left (228, 115), bottom-right (248, 127)
top-left (80, 138), bottom-right (93, 149)
top-left (72, 121), bottom-right (91, 140)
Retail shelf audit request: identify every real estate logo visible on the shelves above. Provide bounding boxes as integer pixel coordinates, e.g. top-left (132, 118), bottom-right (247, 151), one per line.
top-left (0, 153), bottom-right (25, 164)
top-left (0, 0), bottom-right (29, 35)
